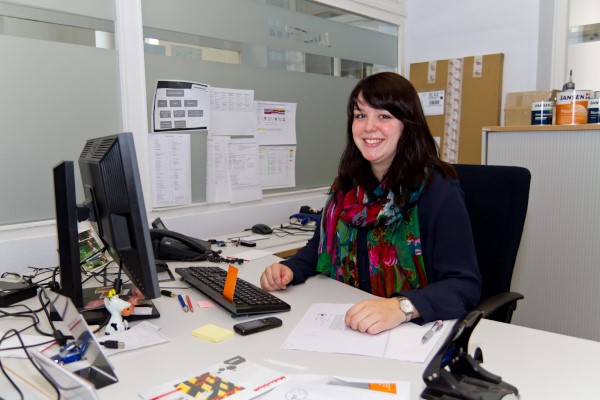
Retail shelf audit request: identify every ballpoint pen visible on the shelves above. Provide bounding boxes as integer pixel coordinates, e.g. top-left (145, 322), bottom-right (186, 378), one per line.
top-left (177, 294), bottom-right (189, 312)
top-left (186, 295), bottom-right (194, 312)
top-left (421, 320), bottom-right (443, 343)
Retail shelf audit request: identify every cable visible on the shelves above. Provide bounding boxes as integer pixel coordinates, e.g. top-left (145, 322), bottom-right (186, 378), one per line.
top-left (0, 329), bottom-right (61, 400)
top-left (36, 287), bottom-right (72, 346)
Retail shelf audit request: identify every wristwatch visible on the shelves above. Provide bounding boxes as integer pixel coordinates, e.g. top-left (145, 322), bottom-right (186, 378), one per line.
top-left (397, 297), bottom-right (414, 322)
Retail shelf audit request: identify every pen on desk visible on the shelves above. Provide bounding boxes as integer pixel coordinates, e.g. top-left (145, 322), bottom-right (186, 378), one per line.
top-left (177, 294), bottom-right (189, 312)
top-left (186, 295), bottom-right (194, 312)
top-left (421, 320), bottom-right (443, 343)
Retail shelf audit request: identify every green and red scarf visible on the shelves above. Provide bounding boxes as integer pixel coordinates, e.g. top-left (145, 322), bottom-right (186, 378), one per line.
top-left (316, 180), bottom-right (428, 297)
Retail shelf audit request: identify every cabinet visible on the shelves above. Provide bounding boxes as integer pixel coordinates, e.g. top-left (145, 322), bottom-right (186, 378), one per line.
top-left (482, 125), bottom-right (600, 341)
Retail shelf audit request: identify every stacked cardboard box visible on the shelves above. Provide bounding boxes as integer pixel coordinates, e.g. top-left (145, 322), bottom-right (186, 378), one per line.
top-left (504, 90), bottom-right (558, 126)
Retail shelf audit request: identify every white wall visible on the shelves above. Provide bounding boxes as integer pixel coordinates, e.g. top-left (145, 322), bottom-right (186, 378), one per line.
top-left (405, 0), bottom-right (555, 107)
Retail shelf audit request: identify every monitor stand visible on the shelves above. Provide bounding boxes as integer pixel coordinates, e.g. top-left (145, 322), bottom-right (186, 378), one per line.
top-left (50, 284), bottom-right (160, 326)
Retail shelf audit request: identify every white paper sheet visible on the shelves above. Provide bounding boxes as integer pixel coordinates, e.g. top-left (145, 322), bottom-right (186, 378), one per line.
top-left (209, 87), bottom-right (254, 135)
top-left (149, 133), bottom-right (191, 208)
top-left (282, 303), bottom-right (452, 363)
top-left (260, 374), bottom-right (410, 400)
top-left (206, 135), bottom-right (231, 204)
top-left (227, 139), bottom-right (263, 204)
top-left (259, 145), bottom-right (296, 189)
top-left (254, 101), bottom-right (297, 145)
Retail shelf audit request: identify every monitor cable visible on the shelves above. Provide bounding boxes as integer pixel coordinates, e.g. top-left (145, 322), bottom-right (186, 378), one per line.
top-left (0, 329), bottom-right (61, 400)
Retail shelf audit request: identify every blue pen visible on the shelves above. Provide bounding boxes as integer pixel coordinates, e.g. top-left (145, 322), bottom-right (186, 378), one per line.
top-left (177, 294), bottom-right (189, 312)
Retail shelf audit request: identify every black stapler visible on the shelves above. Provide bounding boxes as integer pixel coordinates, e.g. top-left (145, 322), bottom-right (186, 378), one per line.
top-left (420, 311), bottom-right (519, 400)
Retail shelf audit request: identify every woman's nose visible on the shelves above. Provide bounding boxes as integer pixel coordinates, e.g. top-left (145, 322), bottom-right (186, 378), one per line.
top-left (364, 117), bottom-right (377, 132)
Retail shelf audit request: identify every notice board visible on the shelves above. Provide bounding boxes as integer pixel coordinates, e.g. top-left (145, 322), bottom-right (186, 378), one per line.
top-left (410, 53), bottom-right (504, 164)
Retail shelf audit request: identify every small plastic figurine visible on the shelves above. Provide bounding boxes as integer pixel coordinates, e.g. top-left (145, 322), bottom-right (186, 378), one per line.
top-left (103, 289), bottom-right (134, 335)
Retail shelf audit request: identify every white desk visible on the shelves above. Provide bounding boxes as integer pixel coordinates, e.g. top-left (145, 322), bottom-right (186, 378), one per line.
top-left (2, 235), bottom-right (600, 399)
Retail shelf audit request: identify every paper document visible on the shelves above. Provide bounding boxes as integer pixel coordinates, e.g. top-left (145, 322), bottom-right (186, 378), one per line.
top-left (227, 139), bottom-right (263, 204)
top-left (254, 101), bottom-right (297, 145)
top-left (259, 145), bottom-right (296, 189)
top-left (282, 303), bottom-right (452, 363)
top-left (153, 80), bottom-right (210, 132)
top-left (97, 321), bottom-right (170, 356)
top-left (149, 133), bottom-right (192, 208)
top-left (140, 355), bottom-right (287, 400)
top-left (260, 374), bottom-right (410, 400)
top-left (209, 87), bottom-right (254, 135)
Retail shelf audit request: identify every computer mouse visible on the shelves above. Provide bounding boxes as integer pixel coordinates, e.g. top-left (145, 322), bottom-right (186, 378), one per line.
top-left (251, 223), bottom-right (273, 235)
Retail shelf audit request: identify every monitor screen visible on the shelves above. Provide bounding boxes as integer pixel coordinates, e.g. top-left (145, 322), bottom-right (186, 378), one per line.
top-left (54, 132), bottom-right (159, 315)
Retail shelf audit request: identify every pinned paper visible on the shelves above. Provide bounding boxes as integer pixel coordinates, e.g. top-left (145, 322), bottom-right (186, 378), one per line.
top-left (223, 264), bottom-right (238, 302)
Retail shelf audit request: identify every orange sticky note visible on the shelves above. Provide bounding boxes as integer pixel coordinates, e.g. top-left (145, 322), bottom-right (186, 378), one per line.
top-left (368, 383), bottom-right (397, 393)
top-left (222, 264), bottom-right (238, 302)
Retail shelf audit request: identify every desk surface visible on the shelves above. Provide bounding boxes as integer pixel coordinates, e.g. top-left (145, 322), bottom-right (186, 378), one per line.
top-left (3, 232), bottom-right (600, 399)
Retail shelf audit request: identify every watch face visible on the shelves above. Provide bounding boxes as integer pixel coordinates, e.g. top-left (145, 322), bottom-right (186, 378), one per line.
top-left (400, 298), bottom-right (413, 313)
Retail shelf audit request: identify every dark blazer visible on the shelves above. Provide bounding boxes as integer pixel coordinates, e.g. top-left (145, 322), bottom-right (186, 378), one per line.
top-left (282, 169), bottom-right (481, 323)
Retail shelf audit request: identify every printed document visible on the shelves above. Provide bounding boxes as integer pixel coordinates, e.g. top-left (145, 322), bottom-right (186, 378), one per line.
top-left (140, 355), bottom-right (287, 400)
top-left (281, 303), bottom-right (452, 363)
top-left (261, 374), bottom-right (410, 400)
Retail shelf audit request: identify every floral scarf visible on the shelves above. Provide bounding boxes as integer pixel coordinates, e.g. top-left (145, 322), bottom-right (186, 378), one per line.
top-left (316, 180), bottom-right (427, 297)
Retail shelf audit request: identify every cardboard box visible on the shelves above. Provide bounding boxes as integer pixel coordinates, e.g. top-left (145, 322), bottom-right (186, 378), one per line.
top-left (505, 90), bottom-right (558, 108)
top-left (504, 90), bottom-right (559, 125)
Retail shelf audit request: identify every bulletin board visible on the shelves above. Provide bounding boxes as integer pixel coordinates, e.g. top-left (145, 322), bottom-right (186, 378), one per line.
top-left (410, 53), bottom-right (504, 164)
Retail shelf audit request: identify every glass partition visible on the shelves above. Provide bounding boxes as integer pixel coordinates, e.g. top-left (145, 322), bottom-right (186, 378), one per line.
top-left (141, 0), bottom-right (398, 204)
top-left (0, 0), bottom-right (121, 225)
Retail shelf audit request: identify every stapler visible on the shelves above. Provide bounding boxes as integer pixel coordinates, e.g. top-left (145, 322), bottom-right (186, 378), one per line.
top-left (420, 311), bottom-right (519, 400)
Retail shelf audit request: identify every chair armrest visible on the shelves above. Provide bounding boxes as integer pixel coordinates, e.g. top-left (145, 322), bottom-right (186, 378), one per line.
top-left (475, 292), bottom-right (524, 323)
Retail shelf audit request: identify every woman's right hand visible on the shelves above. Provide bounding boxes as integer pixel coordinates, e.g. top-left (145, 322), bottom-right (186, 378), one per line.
top-left (260, 262), bottom-right (294, 291)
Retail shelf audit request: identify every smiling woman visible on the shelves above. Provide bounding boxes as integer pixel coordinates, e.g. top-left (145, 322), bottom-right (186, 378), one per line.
top-left (260, 72), bottom-right (481, 335)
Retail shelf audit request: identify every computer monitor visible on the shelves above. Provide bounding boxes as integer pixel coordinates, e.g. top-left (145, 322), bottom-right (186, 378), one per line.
top-left (53, 132), bottom-right (159, 322)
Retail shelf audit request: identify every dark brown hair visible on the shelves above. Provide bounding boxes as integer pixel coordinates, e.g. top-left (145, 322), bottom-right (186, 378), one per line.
top-left (336, 72), bottom-right (455, 211)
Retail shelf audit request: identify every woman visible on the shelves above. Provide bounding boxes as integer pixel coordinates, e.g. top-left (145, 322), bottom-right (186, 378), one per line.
top-left (260, 72), bottom-right (481, 335)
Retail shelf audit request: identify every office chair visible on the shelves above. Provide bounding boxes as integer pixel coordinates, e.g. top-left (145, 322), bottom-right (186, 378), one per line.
top-left (453, 164), bottom-right (531, 323)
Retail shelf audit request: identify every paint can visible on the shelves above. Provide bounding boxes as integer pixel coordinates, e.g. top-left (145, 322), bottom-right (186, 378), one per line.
top-left (555, 90), bottom-right (592, 125)
top-left (531, 101), bottom-right (554, 125)
top-left (588, 99), bottom-right (600, 124)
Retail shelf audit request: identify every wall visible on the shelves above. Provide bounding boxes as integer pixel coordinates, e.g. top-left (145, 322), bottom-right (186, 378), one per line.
top-left (404, 0), bottom-right (555, 109)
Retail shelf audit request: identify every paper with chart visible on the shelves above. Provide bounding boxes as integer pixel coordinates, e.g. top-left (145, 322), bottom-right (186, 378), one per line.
top-left (253, 101), bottom-right (297, 145)
top-left (153, 80), bottom-right (210, 132)
top-left (209, 87), bottom-right (254, 135)
top-left (281, 303), bottom-right (451, 362)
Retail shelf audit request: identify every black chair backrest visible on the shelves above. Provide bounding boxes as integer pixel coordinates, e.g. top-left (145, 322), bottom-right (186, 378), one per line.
top-left (453, 164), bottom-right (531, 301)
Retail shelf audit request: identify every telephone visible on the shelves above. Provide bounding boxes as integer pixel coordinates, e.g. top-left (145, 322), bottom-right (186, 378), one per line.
top-left (150, 218), bottom-right (212, 262)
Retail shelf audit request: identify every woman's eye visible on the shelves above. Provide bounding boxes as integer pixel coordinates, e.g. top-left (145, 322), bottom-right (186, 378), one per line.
top-left (354, 113), bottom-right (365, 119)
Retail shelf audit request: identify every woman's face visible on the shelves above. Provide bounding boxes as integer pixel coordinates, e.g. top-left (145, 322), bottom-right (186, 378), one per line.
top-left (352, 94), bottom-right (404, 180)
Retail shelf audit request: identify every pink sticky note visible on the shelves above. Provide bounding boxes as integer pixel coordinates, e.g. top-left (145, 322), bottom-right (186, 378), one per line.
top-left (197, 300), bottom-right (216, 308)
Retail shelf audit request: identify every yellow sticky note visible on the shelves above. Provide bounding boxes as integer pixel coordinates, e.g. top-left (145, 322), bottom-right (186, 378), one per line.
top-left (192, 324), bottom-right (234, 343)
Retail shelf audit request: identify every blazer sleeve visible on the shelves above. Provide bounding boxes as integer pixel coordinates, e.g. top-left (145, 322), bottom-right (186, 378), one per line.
top-left (397, 172), bottom-right (481, 323)
top-left (280, 228), bottom-right (321, 285)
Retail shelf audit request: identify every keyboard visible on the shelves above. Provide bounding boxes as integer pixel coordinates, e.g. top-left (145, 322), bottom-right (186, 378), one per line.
top-left (174, 266), bottom-right (291, 317)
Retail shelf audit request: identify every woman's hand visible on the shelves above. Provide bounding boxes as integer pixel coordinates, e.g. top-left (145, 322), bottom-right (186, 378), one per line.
top-left (345, 298), bottom-right (416, 335)
top-left (260, 262), bottom-right (294, 291)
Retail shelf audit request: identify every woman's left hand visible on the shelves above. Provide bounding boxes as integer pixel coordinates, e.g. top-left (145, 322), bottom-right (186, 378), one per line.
top-left (344, 298), bottom-right (407, 335)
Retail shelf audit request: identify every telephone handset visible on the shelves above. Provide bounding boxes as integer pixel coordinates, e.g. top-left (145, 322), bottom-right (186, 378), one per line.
top-left (150, 218), bottom-right (212, 262)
